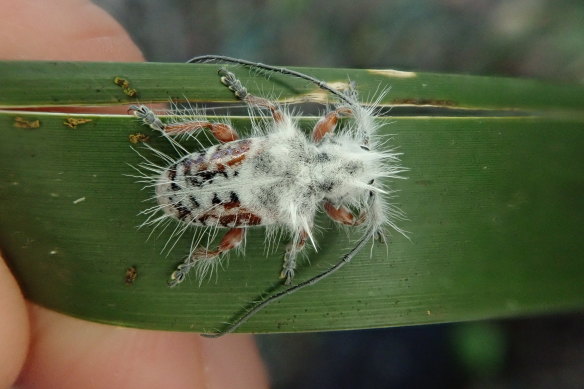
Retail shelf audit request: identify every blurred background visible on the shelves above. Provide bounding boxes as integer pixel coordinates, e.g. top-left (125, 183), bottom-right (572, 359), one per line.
top-left (93, 0), bottom-right (584, 387)
top-left (95, 0), bottom-right (584, 82)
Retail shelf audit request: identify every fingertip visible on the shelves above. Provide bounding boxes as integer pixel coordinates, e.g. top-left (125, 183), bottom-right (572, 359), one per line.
top-left (0, 0), bottom-right (144, 61)
top-left (17, 307), bottom-right (269, 389)
top-left (0, 255), bottom-right (30, 389)
top-left (18, 307), bottom-right (203, 388)
top-left (200, 335), bottom-right (270, 389)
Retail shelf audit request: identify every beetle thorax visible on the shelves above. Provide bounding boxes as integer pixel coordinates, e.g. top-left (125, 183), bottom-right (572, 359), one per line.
top-left (312, 138), bottom-right (375, 203)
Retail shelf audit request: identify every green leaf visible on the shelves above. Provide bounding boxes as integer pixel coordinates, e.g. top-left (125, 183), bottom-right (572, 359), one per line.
top-left (1, 61), bottom-right (583, 333)
top-left (1, 61), bottom-right (583, 113)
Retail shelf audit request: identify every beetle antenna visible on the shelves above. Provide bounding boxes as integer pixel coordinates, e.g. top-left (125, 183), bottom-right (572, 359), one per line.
top-left (202, 226), bottom-right (377, 338)
top-left (187, 54), bottom-right (357, 106)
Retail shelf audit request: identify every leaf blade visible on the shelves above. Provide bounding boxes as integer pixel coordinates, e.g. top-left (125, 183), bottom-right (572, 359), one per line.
top-left (0, 61), bottom-right (583, 114)
top-left (1, 109), bottom-right (583, 333)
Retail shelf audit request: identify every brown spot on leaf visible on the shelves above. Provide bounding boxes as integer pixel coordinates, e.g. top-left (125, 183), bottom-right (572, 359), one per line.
top-left (114, 76), bottom-right (130, 88)
top-left (124, 88), bottom-right (137, 97)
top-left (14, 117), bottom-right (40, 128)
top-left (64, 117), bottom-right (93, 129)
top-left (113, 76), bottom-right (138, 98)
top-left (128, 132), bottom-right (150, 143)
top-left (125, 266), bottom-right (137, 285)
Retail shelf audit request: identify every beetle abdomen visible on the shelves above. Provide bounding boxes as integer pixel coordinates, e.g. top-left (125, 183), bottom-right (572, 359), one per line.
top-left (155, 139), bottom-right (264, 227)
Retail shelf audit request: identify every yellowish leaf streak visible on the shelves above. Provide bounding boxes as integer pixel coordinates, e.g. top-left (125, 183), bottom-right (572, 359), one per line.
top-left (64, 117), bottom-right (93, 129)
top-left (13, 117), bottom-right (40, 128)
top-left (368, 69), bottom-right (417, 78)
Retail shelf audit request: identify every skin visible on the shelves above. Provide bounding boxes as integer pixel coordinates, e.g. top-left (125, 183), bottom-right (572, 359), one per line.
top-left (0, 1), bottom-right (269, 388)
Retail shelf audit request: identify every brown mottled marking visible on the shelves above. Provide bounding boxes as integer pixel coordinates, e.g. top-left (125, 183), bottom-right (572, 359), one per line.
top-left (221, 140), bottom-right (252, 167)
top-left (223, 200), bottom-right (241, 210)
top-left (239, 212), bottom-right (262, 225)
top-left (226, 154), bottom-right (246, 167)
top-left (198, 213), bottom-right (215, 225)
top-left (219, 212), bottom-right (262, 226)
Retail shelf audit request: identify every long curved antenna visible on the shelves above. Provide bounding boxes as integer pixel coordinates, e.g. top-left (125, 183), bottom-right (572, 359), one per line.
top-left (202, 227), bottom-right (376, 338)
top-left (187, 54), bottom-right (356, 106)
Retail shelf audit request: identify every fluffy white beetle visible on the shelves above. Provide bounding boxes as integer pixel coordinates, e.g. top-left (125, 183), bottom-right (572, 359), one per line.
top-left (130, 56), bottom-right (405, 336)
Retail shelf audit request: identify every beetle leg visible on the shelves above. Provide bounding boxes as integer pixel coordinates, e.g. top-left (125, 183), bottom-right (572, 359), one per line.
top-left (312, 106), bottom-right (353, 142)
top-left (218, 68), bottom-right (284, 123)
top-left (169, 228), bottom-right (246, 287)
top-left (161, 120), bottom-right (238, 142)
top-left (129, 105), bottom-right (239, 143)
top-left (281, 229), bottom-right (308, 285)
top-left (323, 201), bottom-right (365, 226)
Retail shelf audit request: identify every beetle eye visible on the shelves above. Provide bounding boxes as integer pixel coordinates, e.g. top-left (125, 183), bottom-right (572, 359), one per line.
top-left (360, 145), bottom-right (370, 151)
top-left (368, 179), bottom-right (375, 184)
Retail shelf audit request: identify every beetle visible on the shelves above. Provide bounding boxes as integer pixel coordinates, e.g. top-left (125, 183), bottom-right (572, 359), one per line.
top-left (130, 56), bottom-right (405, 335)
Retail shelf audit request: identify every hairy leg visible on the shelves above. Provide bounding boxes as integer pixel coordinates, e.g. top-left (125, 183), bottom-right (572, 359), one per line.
top-left (312, 106), bottom-right (353, 141)
top-left (130, 105), bottom-right (239, 142)
top-left (218, 68), bottom-right (284, 123)
top-left (169, 228), bottom-right (246, 287)
top-left (281, 230), bottom-right (308, 285)
top-left (323, 201), bottom-right (365, 226)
